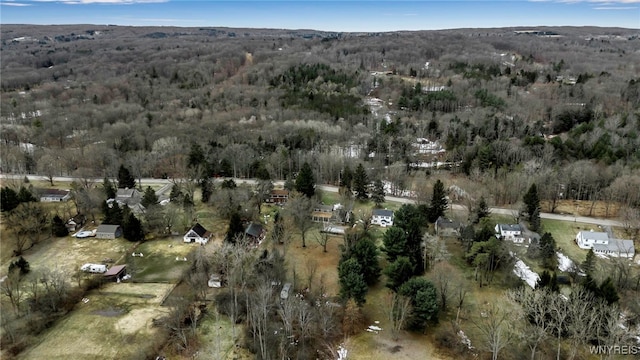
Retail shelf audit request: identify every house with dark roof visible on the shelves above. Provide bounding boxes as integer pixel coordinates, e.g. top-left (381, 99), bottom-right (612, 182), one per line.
top-left (371, 209), bottom-right (394, 227)
top-left (245, 222), bottom-right (265, 243)
top-left (104, 264), bottom-right (127, 282)
top-left (96, 224), bottom-right (122, 239)
top-left (37, 188), bottom-right (71, 202)
top-left (183, 223), bottom-right (212, 244)
top-left (266, 189), bottom-right (289, 204)
top-left (435, 216), bottom-right (461, 237)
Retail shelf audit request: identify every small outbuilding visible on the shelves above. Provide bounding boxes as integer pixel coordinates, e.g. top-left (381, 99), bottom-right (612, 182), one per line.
top-left (96, 224), bottom-right (122, 239)
top-left (37, 188), bottom-right (71, 202)
top-left (104, 264), bottom-right (127, 282)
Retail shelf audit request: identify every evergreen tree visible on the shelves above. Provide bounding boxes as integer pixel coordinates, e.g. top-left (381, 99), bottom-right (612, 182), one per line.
top-left (8, 256), bottom-right (30, 275)
top-left (428, 179), bottom-right (447, 223)
top-left (539, 232), bottom-right (557, 269)
top-left (221, 179), bottom-right (236, 189)
top-left (474, 196), bottom-right (490, 224)
top-left (338, 258), bottom-right (368, 306)
top-left (371, 179), bottom-right (385, 207)
top-left (187, 142), bottom-right (206, 169)
top-left (123, 213), bottom-right (145, 242)
top-left (382, 226), bottom-right (409, 263)
top-left (117, 164), bottom-right (136, 189)
top-left (394, 204), bottom-right (425, 275)
top-left (225, 212), bottom-right (245, 243)
top-left (52, 215), bottom-right (69, 237)
top-left (581, 249), bottom-right (596, 277)
top-left (398, 277), bottom-right (439, 331)
top-left (17, 187), bottom-right (36, 203)
top-left (384, 256), bottom-right (414, 291)
top-left (103, 201), bottom-right (124, 225)
top-left (200, 178), bottom-right (212, 203)
top-left (283, 176), bottom-right (295, 191)
top-left (598, 277), bottom-right (619, 304)
top-left (141, 186), bottom-right (158, 208)
top-left (0, 187), bottom-right (19, 212)
top-left (169, 184), bottom-right (182, 202)
top-left (523, 183), bottom-right (541, 230)
top-left (349, 237), bottom-right (381, 286)
top-left (103, 177), bottom-right (116, 199)
top-left (340, 165), bottom-right (353, 190)
top-left (295, 162), bottom-right (315, 198)
top-left (352, 163), bottom-right (369, 200)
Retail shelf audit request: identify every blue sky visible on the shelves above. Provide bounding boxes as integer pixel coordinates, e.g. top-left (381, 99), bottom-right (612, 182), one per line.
top-left (1, 1), bottom-right (638, 31)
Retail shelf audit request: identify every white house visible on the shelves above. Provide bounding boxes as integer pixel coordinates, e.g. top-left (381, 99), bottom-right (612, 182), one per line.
top-left (38, 188), bottom-right (71, 202)
top-left (183, 223), bottom-right (211, 244)
top-left (371, 209), bottom-right (394, 227)
top-left (495, 224), bottom-right (523, 241)
top-left (575, 231), bottom-right (609, 249)
top-left (576, 230), bottom-right (635, 258)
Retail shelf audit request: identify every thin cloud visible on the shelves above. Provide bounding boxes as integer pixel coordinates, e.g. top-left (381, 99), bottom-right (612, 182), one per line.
top-left (32, 0), bottom-right (169, 4)
top-left (114, 16), bottom-right (203, 23)
top-left (1, 1), bottom-right (32, 5)
top-left (593, 5), bottom-right (638, 8)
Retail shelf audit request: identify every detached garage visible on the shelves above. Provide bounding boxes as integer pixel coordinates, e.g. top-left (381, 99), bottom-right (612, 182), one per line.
top-left (96, 224), bottom-right (122, 239)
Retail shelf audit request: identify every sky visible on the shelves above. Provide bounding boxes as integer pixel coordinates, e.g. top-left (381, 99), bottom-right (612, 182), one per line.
top-left (1, 0), bottom-right (638, 32)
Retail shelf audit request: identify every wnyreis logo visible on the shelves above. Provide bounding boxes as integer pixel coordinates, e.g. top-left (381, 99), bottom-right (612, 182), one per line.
top-left (589, 345), bottom-right (639, 355)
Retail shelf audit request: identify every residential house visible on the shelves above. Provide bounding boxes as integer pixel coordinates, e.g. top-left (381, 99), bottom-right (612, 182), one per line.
top-left (576, 230), bottom-right (635, 258)
top-left (495, 224), bottom-right (523, 242)
top-left (245, 222), bottom-right (265, 243)
top-left (208, 274), bottom-right (222, 288)
top-left (371, 209), bottom-right (394, 227)
top-left (266, 189), bottom-right (289, 204)
top-left (183, 223), bottom-right (212, 244)
top-left (95, 224), bottom-right (122, 239)
top-left (575, 231), bottom-right (609, 249)
top-left (37, 188), bottom-right (71, 202)
top-left (66, 214), bottom-right (86, 232)
top-left (115, 188), bottom-right (142, 206)
top-left (312, 204), bottom-right (334, 223)
top-left (435, 216), bottom-right (461, 237)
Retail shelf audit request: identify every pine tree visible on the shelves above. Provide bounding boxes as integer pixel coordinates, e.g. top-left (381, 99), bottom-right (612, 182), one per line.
top-left (52, 215), bottom-right (69, 237)
top-left (200, 178), bottom-right (212, 203)
top-left (338, 258), bottom-right (368, 306)
top-left (349, 237), bottom-right (381, 286)
top-left (353, 163), bottom-right (369, 200)
top-left (295, 162), bottom-right (315, 198)
top-left (384, 256), bottom-right (414, 292)
top-left (117, 164), bottom-right (136, 189)
top-left (341, 165), bottom-right (353, 190)
top-left (581, 249), bottom-right (596, 277)
top-left (0, 187), bottom-right (19, 212)
top-left (225, 212), bottom-right (245, 243)
top-left (123, 213), bottom-right (145, 242)
top-left (141, 186), bottom-right (158, 208)
top-left (523, 183), bottom-right (541, 230)
top-left (169, 184), bottom-right (182, 202)
top-left (17, 187), bottom-right (36, 203)
top-left (187, 142), bottom-right (206, 169)
top-left (103, 177), bottom-right (116, 199)
top-left (539, 232), bottom-right (557, 269)
top-left (371, 179), bottom-right (385, 207)
top-left (428, 179), bottom-right (448, 223)
top-left (474, 196), bottom-right (490, 224)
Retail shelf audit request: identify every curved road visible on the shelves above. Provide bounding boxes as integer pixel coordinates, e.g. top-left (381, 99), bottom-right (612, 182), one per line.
top-left (1, 174), bottom-right (623, 227)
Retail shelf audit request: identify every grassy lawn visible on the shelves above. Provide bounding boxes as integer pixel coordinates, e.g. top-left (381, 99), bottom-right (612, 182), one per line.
top-left (127, 238), bottom-right (196, 283)
top-left (17, 282), bottom-right (173, 360)
top-left (541, 219), bottom-right (594, 265)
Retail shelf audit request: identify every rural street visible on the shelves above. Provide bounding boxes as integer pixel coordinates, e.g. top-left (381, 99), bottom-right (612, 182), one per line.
top-left (1, 174), bottom-right (623, 227)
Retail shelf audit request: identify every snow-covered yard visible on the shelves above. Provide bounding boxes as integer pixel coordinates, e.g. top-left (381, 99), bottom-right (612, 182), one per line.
top-left (513, 256), bottom-right (540, 288)
top-left (557, 252), bottom-right (575, 272)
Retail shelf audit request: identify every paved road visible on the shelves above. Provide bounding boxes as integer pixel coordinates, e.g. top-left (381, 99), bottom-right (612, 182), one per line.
top-left (1, 174), bottom-right (623, 227)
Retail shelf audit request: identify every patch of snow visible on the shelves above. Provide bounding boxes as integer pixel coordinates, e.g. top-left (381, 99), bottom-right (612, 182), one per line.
top-left (336, 344), bottom-right (348, 360)
top-left (513, 257), bottom-right (540, 288)
top-left (458, 330), bottom-right (474, 350)
top-left (557, 252), bottom-right (574, 272)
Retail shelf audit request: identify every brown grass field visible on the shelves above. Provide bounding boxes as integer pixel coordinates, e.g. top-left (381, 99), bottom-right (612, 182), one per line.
top-left (17, 282), bottom-right (174, 360)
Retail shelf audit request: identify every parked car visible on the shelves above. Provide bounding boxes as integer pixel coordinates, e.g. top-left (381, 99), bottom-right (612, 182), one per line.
top-left (75, 230), bottom-right (96, 238)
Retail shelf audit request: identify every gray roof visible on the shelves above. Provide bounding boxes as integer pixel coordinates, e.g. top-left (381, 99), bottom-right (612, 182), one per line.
top-left (498, 224), bottom-right (522, 232)
top-left (116, 188), bottom-right (140, 198)
top-left (96, 224), bottom-right (121, 233)
top-left (436, 216), bottom-right (460, 229)
top-left (245, 223), bottom-right (264, 238)
top-left (578, 231), bottom-right (609, 241)
top-left (372, 209), bottom-right (394, 217)
top-left (315, 205), bottom-right (334, 212)
top-left (593, 239), bottom-right (635, 255)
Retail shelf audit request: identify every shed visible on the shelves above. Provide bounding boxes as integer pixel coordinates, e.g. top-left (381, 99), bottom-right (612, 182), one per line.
top-left (104, 265), bottom-right (127, 282)
top-left (96, 224), bottom-right (122, 239)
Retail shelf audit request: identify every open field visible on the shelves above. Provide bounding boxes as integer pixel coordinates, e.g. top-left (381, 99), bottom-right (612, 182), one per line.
top-left (541, 219), bottom-right (600, 265)
top-left (127, 237), bottom-right (196, 283)
top-left (17, 282), bottom-right (173, 360)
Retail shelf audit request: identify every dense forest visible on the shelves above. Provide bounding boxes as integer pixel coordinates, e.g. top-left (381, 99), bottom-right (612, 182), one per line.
top-left (1, 25), bottom-right (639, 216)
